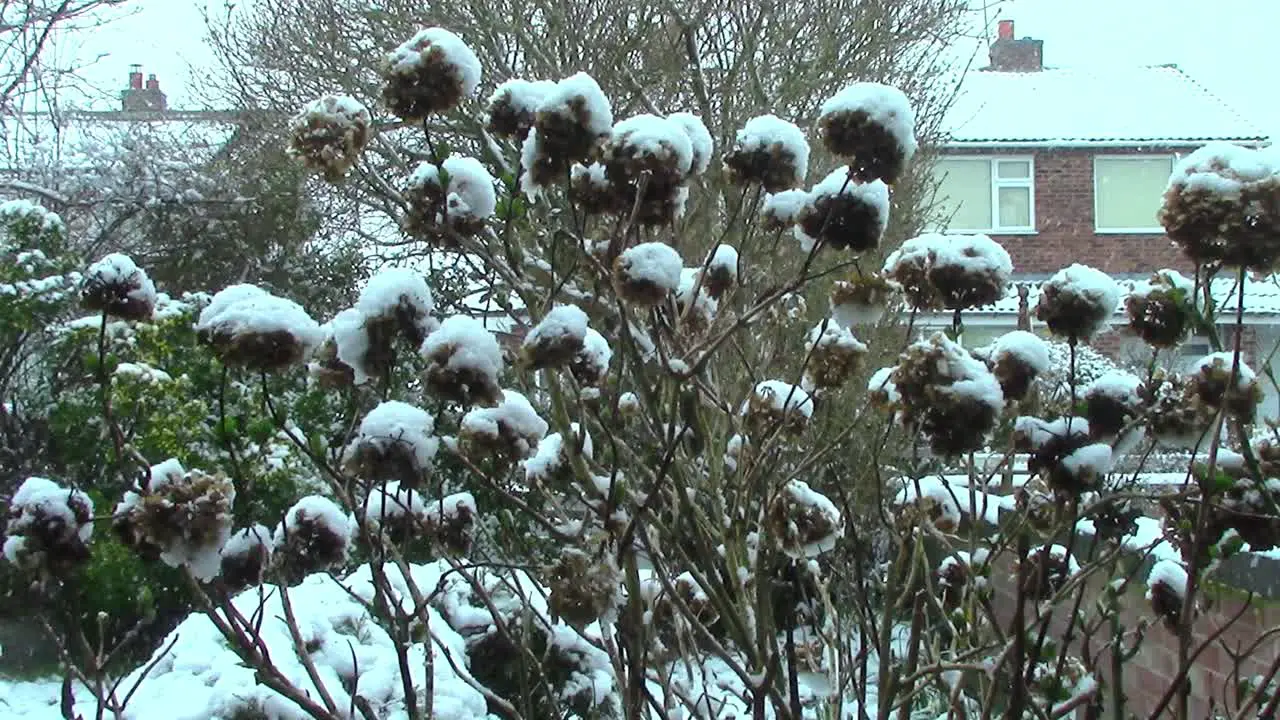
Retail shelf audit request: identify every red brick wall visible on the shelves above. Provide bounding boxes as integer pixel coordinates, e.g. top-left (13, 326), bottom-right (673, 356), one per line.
top-left (988, 561), bottom-right (1280, 718)
top-left (946, 148), bottom-right (1191, 276)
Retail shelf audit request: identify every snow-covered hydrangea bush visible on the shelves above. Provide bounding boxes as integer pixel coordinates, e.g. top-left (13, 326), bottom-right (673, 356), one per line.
top-left (16, 21), bottom-right (1280, 720)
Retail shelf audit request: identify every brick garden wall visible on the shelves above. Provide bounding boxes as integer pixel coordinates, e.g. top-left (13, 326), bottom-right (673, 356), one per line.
top-left (987, 551), bottom-right (1280, 718)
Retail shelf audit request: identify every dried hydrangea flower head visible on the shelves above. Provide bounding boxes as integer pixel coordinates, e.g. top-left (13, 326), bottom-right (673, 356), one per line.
top-left (1146, 559), bottom-right (1189, 629)
top-left (420, 315), bottom-right (505, 407)
top-left (890, 333), bottom-right (1004, 456)
top-left (360, 481), bottom-right (426, 545)
top-left (1139, 370), bottom-right (1217, 450)
top-left (796, 167), bottom-right (890, 252)
top-left (613, 242), bottom-right (682, 306)
top-left (3, 476), bottom-right (94, 576)
top-left (882, 234), bottom-right (942, 310)
top-left (892, 477), bottom-right (962, 533)
top-left (381, 27), bottom-right (481, 120)
top-left (1035, 263), bottom-right (1121, 343)
top-left (600, 114), bottom-right (695, 226)
top-left (1079, 370), bottom-right (1143, 439)
top-left (272, 495), bottom-right (352, 583)
top-left (698, 244), bottom-right (738, 300)
top-left (830, 272), bottom-right (896, 327)
top-left (1125, 269), bottom-right (1195, 348)
top-left (342, 401), bottom-right (439, 487)
top-left (866, 366), bottom-right (899, 408)
top-left (569, 162), bottom-right (624, 215)
top-left (521, 304), bottom-right (590, 369)
top-left (402, 155), bottom-right (498, 241)
top-left (1192, 352), bottom-right (1262, 423)
top-left (458, 389), bottom-right (549, 467)
top-left (81, 253), bottom-right (156, 321)
top-left (1014, 416), bottom-right (1111, 496)
top-left (743, 380), bottom-right (815, 436)
top-left (546, 546), bottom-right (622, 629)
top-left (1016, 544), bottom-right (1079, 602)
top-left (195, 284), bottom-right (323, 371)
top-left (988, 330), bottom-right (1050, 402)
top-left (603, 114), bottom-right (692, 190)
top-left (723, 114), bottom-right (809, 192)
top-left (113, 459), bottom-right (236, 581)
top-left (219, 524), bottom-right (272, 590)
top-left (568, 329), bottom-right (612, 386)
top-left (759, 189), bottom-right (809, 232)
top-left (519, 73), bottom-right (614, 196)
top-left (937, 553), bottom-right (974, 610)
top-left (525, 424), bottom-right (593, 488)
top-left (308, 309), bottom-right (364, 388)
top-left (926, 234), bottom-right (1013, 310)
top-left (485, 78), bottom-right (555, 140)
top-left (355, 268), bottom-right (438, 375)
top-left (287, 95), bottom-right (371, 181)
top-left (675, 269), bottom-right (719, 334)
top-left (802, 320), bottom-right (868, 391)
top-left (766, 479), bottom-right (843, 559)
top-left (817, 82), bottom-right (917, 184)
top-left (1161, 142), bottom-right (1280, 271)
top-left (423, 492), bottom-right (477, 556)
top-left (882, 232), bottom-right (1015, 312)
top-left (666, 112), bottom-right (714, 178)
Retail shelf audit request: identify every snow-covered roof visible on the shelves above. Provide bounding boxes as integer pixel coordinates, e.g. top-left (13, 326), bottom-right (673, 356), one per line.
top-left (0, 110), bottom-right (238, 175)
top-left (943, 65), bottom-right (1268, 148)
top-left (960, 273), bottom-right (1280, 319)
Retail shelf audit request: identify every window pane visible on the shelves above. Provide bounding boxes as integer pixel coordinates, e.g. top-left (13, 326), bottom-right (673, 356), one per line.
top-left (934, 159), bottom-right (992, 230)
top-left (996, 160), bottom-right (1031, 179)
top-left (998, 186), bottom-right (1031, 228)
top-left (1095, 157), bottom-right (1173, 229)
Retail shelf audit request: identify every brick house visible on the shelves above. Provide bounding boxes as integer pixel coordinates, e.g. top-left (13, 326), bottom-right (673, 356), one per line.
top-left (925, 20), bottom-right (1280, 417)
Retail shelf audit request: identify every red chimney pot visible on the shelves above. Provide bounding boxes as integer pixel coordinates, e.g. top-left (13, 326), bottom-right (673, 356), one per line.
top-left (128, 64), bottom-right (143, 90)
top-left (997, 20), bottom-right (1015, 40)
top-left (145, 74), bottom-right (159, 91)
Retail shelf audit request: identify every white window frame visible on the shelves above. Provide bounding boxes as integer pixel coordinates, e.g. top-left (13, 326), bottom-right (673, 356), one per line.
top-left (1092, 154), bottom-right (1176, 235)
top-left (935, 156), bottom-right (1037, 235)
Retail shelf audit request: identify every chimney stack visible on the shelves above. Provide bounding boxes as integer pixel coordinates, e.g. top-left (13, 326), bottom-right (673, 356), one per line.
top-left (988, 19), bottom-right (1043, 72)
top-left (121, 65), bottom-right (168, 112)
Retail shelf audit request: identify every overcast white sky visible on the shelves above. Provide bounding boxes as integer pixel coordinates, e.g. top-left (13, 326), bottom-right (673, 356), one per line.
top-left (45, 0), bottom-right (1280, 135)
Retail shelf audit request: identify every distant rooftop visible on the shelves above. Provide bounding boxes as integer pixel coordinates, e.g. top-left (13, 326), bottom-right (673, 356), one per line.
top-left (942, 20), bottom-right (1268, 148)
